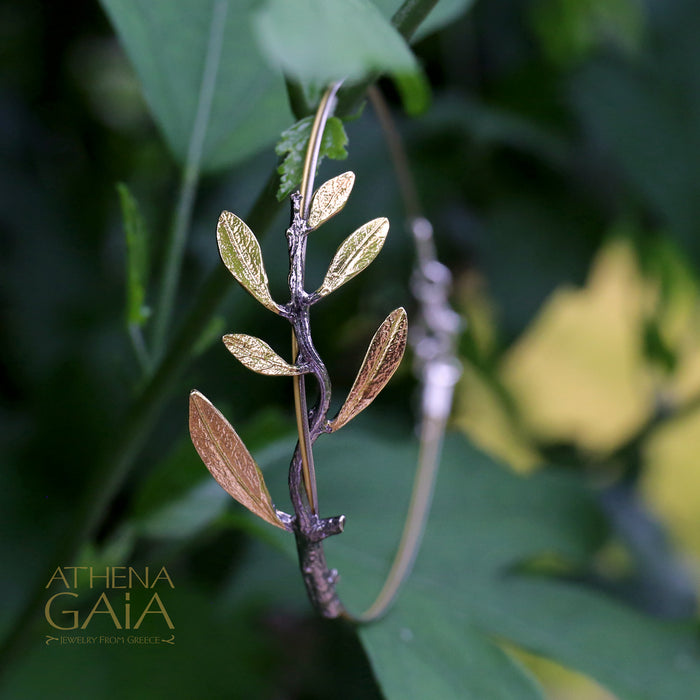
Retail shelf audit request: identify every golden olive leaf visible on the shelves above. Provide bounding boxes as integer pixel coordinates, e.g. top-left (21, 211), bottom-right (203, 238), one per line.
top-left (189, 390), bottom-right (287, 529)
top-left (217, 211), bottom-right (280, 314)
top-left (223, 334), bottom-right (302, 376)
top-left (307, 171), bottom-right (355, 230)
top-left (330, 307), bottom-right (408, 431)
top-left (316, 217), bottom-right (389, 298)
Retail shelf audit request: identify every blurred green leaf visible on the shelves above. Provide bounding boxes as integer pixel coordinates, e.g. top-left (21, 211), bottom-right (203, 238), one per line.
top-left (129, 432), bottom-right (294, 541)
top-left (261, 429), bottom-right (700, 699)
top-left (480, 576), bottom-right (700, 700)
top-left (424, 93), bottom-right (571, 168)
top-left (117, 182), bottom-right (150, 327)
top-left (99, 0), bottom-right (293, 172)
top-left (360, 595), bottom-right (544, 699)
top-left (254, 0), bottom-right (418, 84)
top-left (530, 0), bottom-right (646, 67)
top-left (392, 67), bottom-right (431, 116)
top-left (192, 315), bottom-right (226, 358)
top-left (571, 5), bottom-right (700, 268)
top-left (131, 440), bottom-right (210, 524)
top-left (275, 115), bottom-right (348, 200)
top-left (480, 196), bottom-right (601, 337)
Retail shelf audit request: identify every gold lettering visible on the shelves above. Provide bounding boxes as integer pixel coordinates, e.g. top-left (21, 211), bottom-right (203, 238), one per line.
top-left (89, 567), bottom-right (110, 588)
top-left (151, 567), bottom-right (175, 589)
top-left (111, 567), bottom-right (127, 589)
top-left (128, 567), bottom-right (148, 588)
top-left (45, 567), bottom-right (70, 589)
top-left (66, 566), bottom-right (88, 587)
top-left (133, 593), bottom-right (174, 630)
top-left (81, 592), bottom-right (121, 629)
top-left (44, 592), bottom-right (79, 629)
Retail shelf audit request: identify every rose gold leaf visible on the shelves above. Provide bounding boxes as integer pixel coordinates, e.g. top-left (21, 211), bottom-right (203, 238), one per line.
top-left (307, 171), bottom-right (355, 230)
top-left (330, 307), bottom-right (408, 431)
top-left (316, 217), bottom-right (389, 298)
top-left (217, 211), bottom-right (280, 314)
top-left (189, 390), bottom-right (287, 529)
top-left (223, 334), bottom-right (302, 376)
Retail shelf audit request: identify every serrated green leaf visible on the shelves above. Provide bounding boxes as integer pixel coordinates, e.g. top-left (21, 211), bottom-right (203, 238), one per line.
top-left (117, 182), bottom-right (150, 327)
top-left (217, 211), bottom-right (281, 314)
top-left (189, 390), bottom-right (289, 530)
top-left (275, 115), bottom-right (348, 201)
top-left (316, 217), bottom-right (389, 297)
top-left (223, 334), bottom-right (303, 376)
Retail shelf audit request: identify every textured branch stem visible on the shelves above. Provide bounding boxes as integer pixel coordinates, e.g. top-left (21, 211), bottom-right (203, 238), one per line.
top-left (282, 80), bottom-right (355, 616)
top-left (285, 188), bottom-right (346, 617)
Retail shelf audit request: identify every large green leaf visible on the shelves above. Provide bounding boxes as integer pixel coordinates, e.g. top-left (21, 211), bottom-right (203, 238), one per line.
top-left (254, 0), bottom-right (419, 84)
top-left (359, 594), bottom-right (543, 699)
top-left (99, 0), bottom-right (293, 172)
top-left (260, 430), bottom-right (700, 699)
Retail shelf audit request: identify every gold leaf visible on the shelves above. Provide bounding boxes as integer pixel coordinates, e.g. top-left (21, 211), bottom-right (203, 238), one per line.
top-left (223, 334), bottom-right (302, 376)
top-left (316, 217), bottom-right (389, 297)
top-left (330, 308), bottom-right (408, 431)
top-left (217, 211), bottom-right (280, 314)
top-left (189, 390), bottom-right (287, 529)
top-left (307, 171), bottom-right (355, 230)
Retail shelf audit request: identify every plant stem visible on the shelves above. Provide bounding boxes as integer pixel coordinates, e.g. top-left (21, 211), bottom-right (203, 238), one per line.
top-left (285, 78), bottom-right (314, 120)
top-left (367, 86), bottom-right (421, 219)
top-left (151, 0), bottom-right (228, 360)
top-left (392, 0), bottom-right (439, 40)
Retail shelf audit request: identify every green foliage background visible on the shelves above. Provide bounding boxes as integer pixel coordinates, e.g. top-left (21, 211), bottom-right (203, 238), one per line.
top-left (2, 0), bottom-right (700, 698)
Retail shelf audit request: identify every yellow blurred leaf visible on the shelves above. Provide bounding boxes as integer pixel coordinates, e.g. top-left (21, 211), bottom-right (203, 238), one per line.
top-left (501, 239), bottom-right (654, 451)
